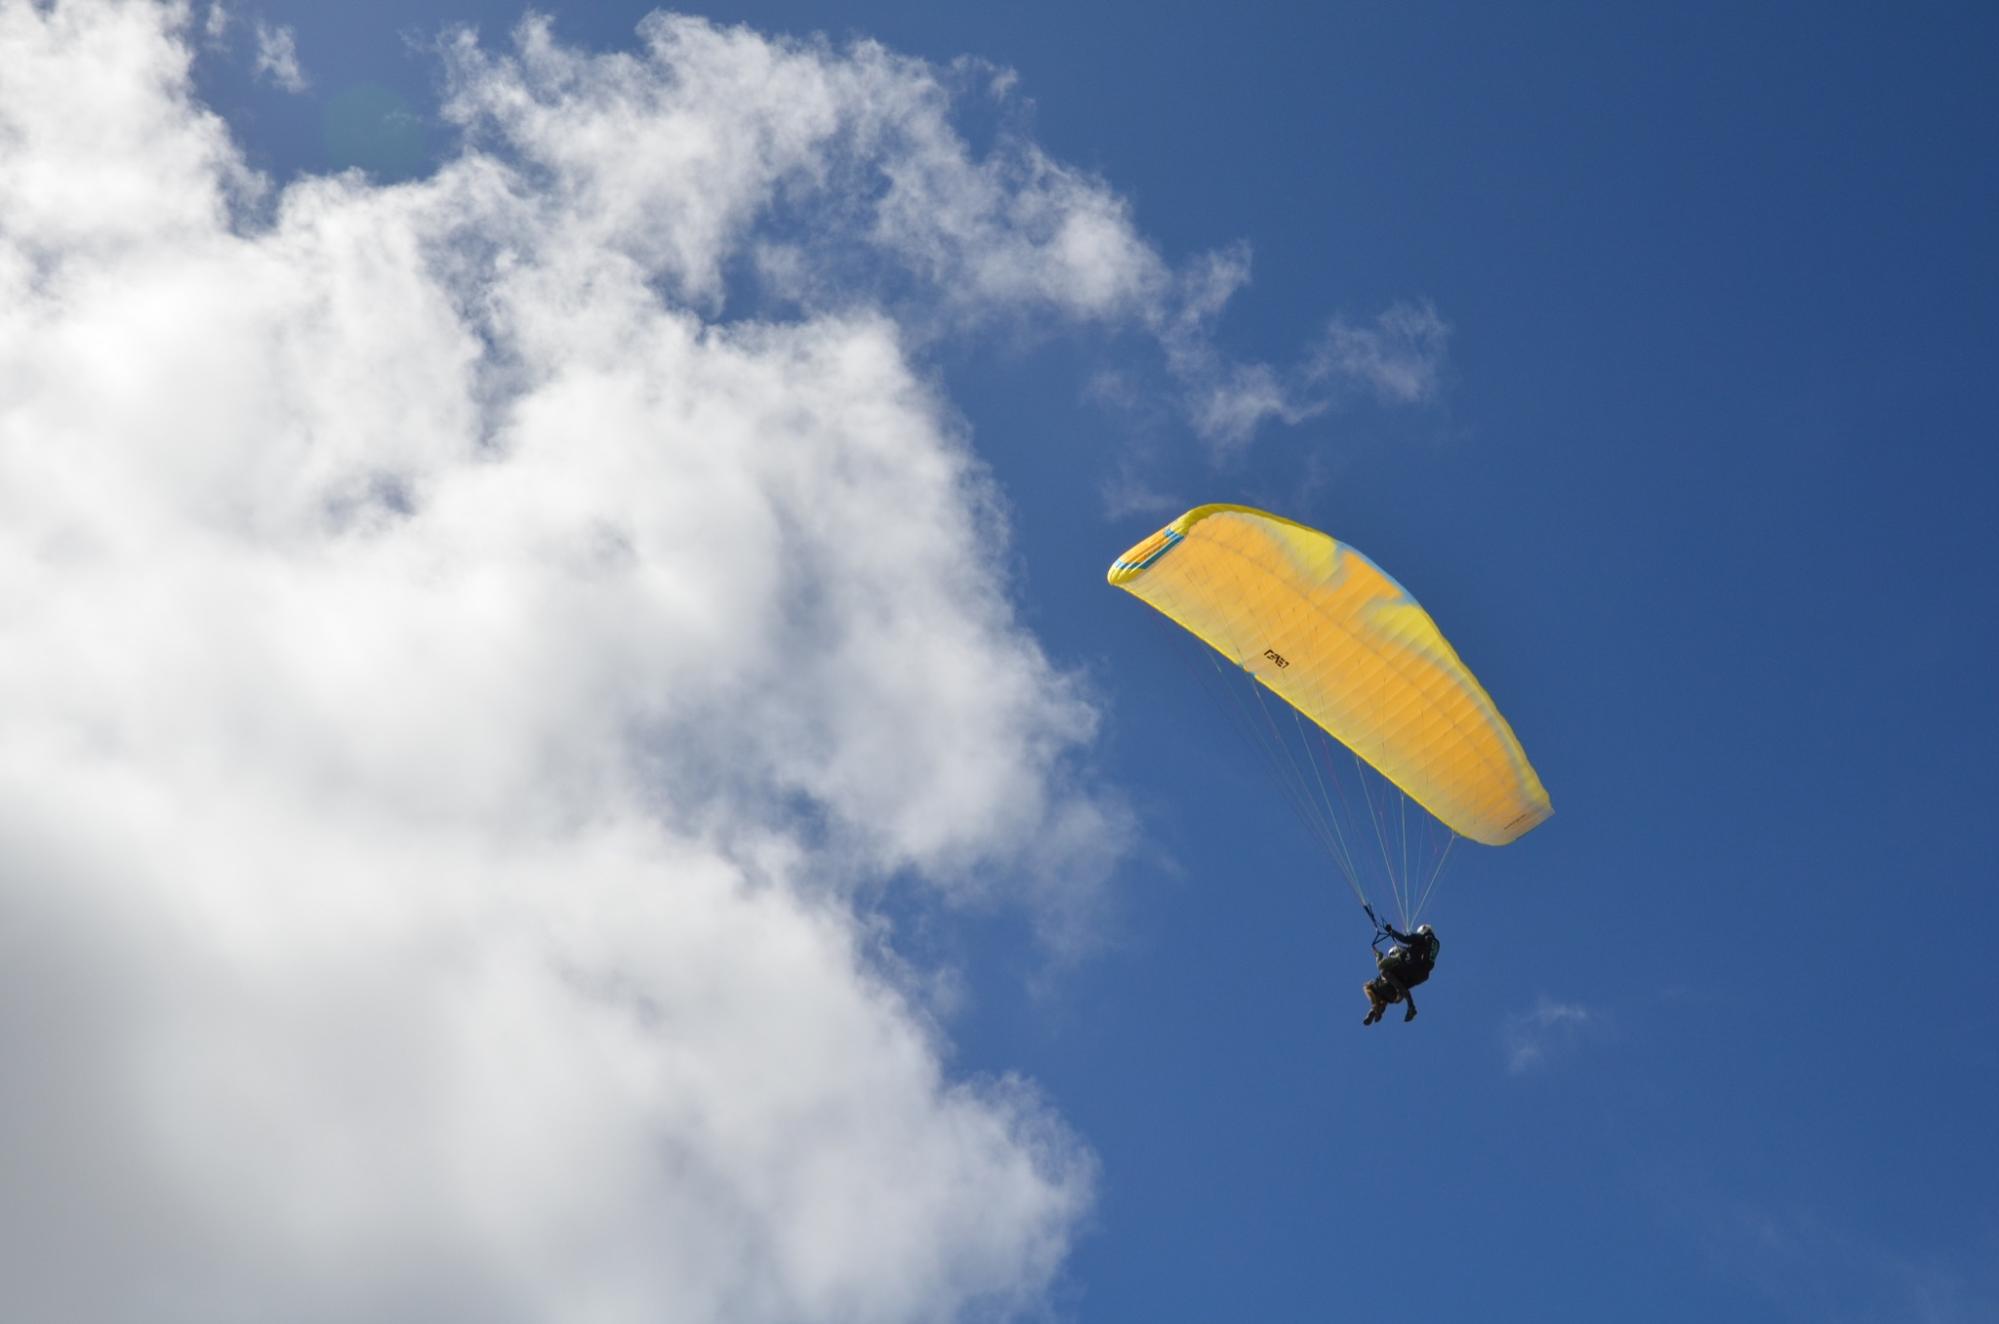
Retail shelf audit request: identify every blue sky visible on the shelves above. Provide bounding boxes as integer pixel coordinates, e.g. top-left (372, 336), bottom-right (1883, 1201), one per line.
top-left (6, 2), bottom-right (1996, 1320)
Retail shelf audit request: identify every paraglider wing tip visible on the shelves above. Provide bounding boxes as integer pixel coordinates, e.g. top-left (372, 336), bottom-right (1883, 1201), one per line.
top-left (1107, 526), bottom-right (1185, 585)
top-left (1471, 801), bottom-right (1554, 847)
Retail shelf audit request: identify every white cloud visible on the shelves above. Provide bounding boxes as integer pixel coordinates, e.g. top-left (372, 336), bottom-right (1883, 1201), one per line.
top-left (433, 14), bottom-right (1179, 329)
top-left (0, 4), bottom-right (1147, 1320)
top-left (1142, 242), bottom-right (1326, 449)
top-left (1502, 995), bottom-right (1603, 1073)
top-left (435, 12), bottom-right (1439, 455)
top-left (0, 0), bottom-right (258, 260)
top-left (252, 19), bottom-right (305, 92)
top-left (1136, 253), bottom-right (1449, 452)
top-left (1098, 463), bottom-right (1185, 522)
top-left (1311, 300), bottom-right (1451, 405)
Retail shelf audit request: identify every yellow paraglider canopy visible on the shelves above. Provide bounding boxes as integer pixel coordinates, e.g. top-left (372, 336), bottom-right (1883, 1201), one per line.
top-left (1109, 503), bottom-right (1550, 847)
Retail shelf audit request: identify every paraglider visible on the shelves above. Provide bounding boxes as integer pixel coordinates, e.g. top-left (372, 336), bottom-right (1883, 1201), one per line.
top-left (1107, 504), bottom-right (1550, 1025)
top-left (1363, 922), bottom-right (1440, 1025)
